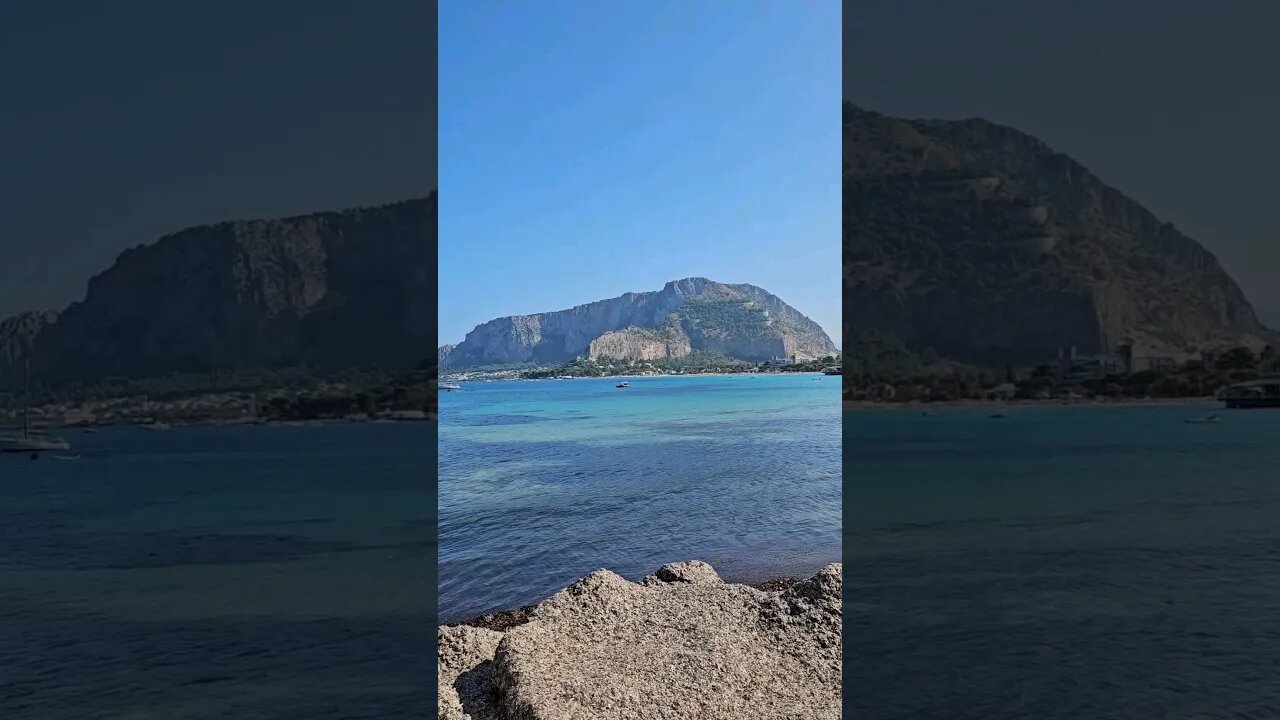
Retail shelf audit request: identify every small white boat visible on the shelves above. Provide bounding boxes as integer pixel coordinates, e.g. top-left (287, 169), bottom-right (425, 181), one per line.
top-left (1, 356), bottom-right (71, 454)
top-left (440, 382), bottom-right (462, 391)
top-left (1, 433), bottom-right (72, 453)
top-left (616, 381), bottom-right (630, 388)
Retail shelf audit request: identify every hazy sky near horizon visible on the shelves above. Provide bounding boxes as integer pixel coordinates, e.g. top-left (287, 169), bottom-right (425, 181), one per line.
top-left (0, 1), bottom-right (435, 321)
top-left (845, 0), bottom-right (1280, 327)
top-left (439, 1), bottom-right (841, 345)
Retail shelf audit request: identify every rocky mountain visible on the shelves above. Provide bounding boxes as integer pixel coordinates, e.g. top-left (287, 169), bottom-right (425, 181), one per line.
top-left (844, 102), bottom-right (1275, 366)
top-left (2, 194), bottom-right (436, 387)
top-left (442, 277), bottom-right (836, 370)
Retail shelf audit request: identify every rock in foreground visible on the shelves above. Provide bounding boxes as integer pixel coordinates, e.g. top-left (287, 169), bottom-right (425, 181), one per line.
top-left (438, 624), bottom-right (503, 720)
top-left (438, 561), bottom-right (842, 720)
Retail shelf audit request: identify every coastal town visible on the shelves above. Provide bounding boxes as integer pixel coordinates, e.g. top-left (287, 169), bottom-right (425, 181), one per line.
top-left (0, 375), bottom-right (436, 430)
top-left (843, 343), bottom-right (1280, 406)
top-left (444, 352), bottom-right (844, 381)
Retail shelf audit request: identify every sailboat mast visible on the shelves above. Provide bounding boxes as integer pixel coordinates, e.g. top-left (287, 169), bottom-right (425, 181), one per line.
top-left (23, 353), bottom-right (30, 439)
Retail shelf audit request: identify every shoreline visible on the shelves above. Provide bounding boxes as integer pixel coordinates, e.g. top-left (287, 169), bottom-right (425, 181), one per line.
top-left (3, 414), bottom-right (435, 433)
top-left (843, 396), bottom-right (1223, 412)
top-left (449, 370), bottom-right (838, 382)
top-left (438, 561), bottom-right (841, 719)
top-left (443, 575), bottom-right (802, 631)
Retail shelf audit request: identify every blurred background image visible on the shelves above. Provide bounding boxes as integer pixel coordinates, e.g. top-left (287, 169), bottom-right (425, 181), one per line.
top-left (0, 3), bottom-right (435, 718)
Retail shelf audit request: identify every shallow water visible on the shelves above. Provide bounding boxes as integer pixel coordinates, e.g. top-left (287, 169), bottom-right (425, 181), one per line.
top-left (0, 423), bottom-right (433, 719)
top-left (437, 374), bottom-right (842, 622)
top-left (845, 403), bottom-right (1280, 719)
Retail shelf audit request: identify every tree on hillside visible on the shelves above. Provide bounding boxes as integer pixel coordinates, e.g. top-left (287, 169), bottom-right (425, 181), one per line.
top-left (1219, 346), bottom-right (1256, 370)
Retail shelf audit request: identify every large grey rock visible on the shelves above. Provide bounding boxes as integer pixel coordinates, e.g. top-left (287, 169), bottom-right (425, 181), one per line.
top-left (438, 624), bottom-right (504, 720)
top-left (639, 560), bottom-right (724, 586)
top-left (491, 562), bottom-right (842, 720)
top-left (441, 277), bottom-right (837, 369)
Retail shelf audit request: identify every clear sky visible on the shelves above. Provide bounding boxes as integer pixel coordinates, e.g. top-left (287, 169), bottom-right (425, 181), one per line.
top-left (0, 1), bottom-right (434, 320)
top-left (845, 0), bottom-right (1280, 327)
top-left (439, 1), bottom-right (841, 346)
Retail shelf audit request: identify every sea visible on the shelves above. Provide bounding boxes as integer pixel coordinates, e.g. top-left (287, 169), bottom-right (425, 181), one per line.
top-left (437, 373), bottom-right (843, 622)
top-left (0, 422), bottom-right (434, 720)
top-left (7, 394), bottom-right (1274, 718)
top-left (846, 402), bottom-right (1280, 719)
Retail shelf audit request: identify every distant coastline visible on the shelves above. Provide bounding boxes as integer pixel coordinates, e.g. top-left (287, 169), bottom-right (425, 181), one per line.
top-left (448, 370), bottom-right (836, 381)
top-left (842, 396), bottom-right (1220, 412)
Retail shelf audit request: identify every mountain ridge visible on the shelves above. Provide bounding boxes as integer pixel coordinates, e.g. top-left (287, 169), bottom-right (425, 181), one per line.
top-left (441, 277), bottom-right (837, 371)
top-left (843, 101), bottom-right (1275, 366)
top-left (2, 194), bottom-right (437, 387)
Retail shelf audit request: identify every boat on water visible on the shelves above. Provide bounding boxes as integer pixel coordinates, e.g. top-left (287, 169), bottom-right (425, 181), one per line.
top-left (1, 433), bottom-right (72, 453)
top-left (1, 356), bottom-right (71, 454)
top-left (616, 381), bottom-right (630, 388)
top-left (440, 382), bottom-right (462, 391)
top-left (1222, 378), bottom-right (1280, 409)
top-left (1185, 414), bottom-right (1220, 424)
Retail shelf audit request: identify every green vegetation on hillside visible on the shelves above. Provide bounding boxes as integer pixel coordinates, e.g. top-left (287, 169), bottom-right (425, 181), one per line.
top-left (842, 344), bottom-right (1280, 404)
top-left (521, 351), bottom-right (842, 379)
top-left (261, 371), bottom-right (435, 420)
top-left (1, 364), bottom-right (438, 424)
top-left (679, 300), bottom-right (771, 338)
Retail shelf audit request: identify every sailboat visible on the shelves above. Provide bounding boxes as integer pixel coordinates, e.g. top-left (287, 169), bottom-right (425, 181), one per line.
top-left (1, 355), bottom-right (71, 454)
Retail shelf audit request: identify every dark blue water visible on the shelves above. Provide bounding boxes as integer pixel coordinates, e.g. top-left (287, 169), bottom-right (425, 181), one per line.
top-left (0, 423), bottom-right (433, 719)
top-left (437, 374), bottom-right (842, 621)
top-left (846, 403), bottom-right (1280, 719)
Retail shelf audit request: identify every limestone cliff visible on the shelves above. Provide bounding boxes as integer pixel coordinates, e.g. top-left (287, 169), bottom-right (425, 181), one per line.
top-left (587, 315), bottom-right (692, 361)
top-left (442, 277), bottom-right (836, 369)
top-left (843, 102), bottom-right (1275, 365)
top-left (1, 194), bottom-right (436, 386)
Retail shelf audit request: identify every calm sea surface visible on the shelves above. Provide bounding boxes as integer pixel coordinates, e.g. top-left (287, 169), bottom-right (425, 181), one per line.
top-left (846, 403), bottom-right (1280, 719)
top-left (437, 373), bottom-right (843, 622)
top-left (0, 423), bottom-right (433, 720)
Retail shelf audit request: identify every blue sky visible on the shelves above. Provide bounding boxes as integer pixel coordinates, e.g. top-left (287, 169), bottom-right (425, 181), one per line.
top-left (440, 1), bottom-right (840, 345)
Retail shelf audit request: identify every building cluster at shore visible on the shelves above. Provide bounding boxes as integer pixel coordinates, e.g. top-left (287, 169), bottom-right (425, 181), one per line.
top-left (0, 386), bottom-right (433, 430)
top-left (446, 352), bottom-right (843, 381)
top-left (844, 343), bottom-right (1280, 405)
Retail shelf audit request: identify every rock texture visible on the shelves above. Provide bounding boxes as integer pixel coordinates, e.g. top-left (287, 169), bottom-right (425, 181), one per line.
top-left (439, 625), bottom-right (504, 720)
top-left (442, 277), bottom-right (836, 370)
top-left (587, 314), bottom-right (692, 361)
top-left (1, 195), bottom-right (436, 386)
top-left (438, 561), bottom-right (842, 720)
top-left (844, 102), bottom-right (1275, 365)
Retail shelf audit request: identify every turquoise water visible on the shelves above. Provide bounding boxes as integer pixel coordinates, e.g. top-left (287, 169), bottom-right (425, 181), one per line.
top-left (846, 403), bottom-right (1280, 719)
top-left (0, 423), bottom-right (433, 719)
top-left (437, 373), bottom-right (842, 621)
